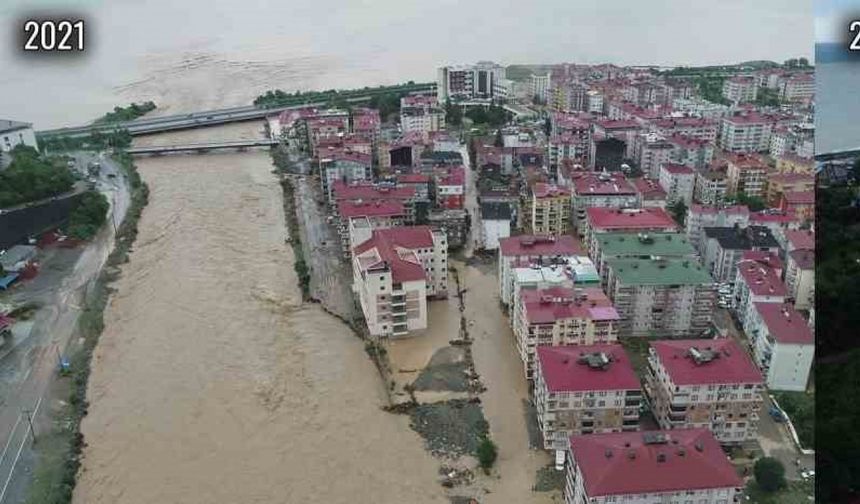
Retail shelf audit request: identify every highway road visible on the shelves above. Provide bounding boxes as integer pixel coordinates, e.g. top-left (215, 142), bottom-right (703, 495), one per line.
top-left (0, 152), bottom-right (130, 504)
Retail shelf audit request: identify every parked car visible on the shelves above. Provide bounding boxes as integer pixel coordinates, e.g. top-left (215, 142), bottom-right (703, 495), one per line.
top-left (769, 406), bottom-right (787, 423)
top-left (800, 469), bottom-right (815, 480)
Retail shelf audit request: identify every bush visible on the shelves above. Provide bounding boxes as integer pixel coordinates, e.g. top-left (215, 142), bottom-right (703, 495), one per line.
top-left (754, 457), bottom-right (786, 493)
top-left (477, 436), bottom-right (498, 470)
top-left (68, 191), bottom-right (109, 240)
top-left (0, 145), bottom-right (75, 207)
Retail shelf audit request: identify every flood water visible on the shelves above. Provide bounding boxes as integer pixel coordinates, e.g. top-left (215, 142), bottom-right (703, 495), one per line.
top-left (73, 124), bottom-right (444, 503)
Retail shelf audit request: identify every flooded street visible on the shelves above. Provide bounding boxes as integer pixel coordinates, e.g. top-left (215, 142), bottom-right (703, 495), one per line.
top-left (74, 124), bottom-right (444, 504)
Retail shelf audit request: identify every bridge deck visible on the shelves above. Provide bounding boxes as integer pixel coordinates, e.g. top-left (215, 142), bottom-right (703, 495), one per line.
top-left (127, 139), bottom-right (278, 154)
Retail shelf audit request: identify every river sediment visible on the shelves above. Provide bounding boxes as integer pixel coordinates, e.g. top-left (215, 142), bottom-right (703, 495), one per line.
top-left (73, 125), bottom-right (444, 503)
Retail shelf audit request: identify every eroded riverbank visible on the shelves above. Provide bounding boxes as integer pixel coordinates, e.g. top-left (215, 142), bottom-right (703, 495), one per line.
top-left (74, 125), bottom-right (444, 503)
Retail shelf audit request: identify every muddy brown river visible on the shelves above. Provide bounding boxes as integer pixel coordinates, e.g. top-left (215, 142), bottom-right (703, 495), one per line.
top-left (74, 124), bottom-right (444, 503)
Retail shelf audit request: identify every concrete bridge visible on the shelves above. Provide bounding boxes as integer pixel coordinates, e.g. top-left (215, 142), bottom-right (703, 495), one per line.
top-left (126, 139), bottom-right (279, 155)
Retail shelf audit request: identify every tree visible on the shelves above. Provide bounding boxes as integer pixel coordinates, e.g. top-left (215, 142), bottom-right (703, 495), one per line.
top-left (67, 191), bottom-right (109, 240)
top-left (735, 193), bottom-right (767, 212)
top-left (476, 436), bottom-right (498, 470)
top-left (753, 457), bottom-right (786, 492)
top-left (668, 199), bottom-right (688, 226)
top-left (445, 99), bottom-right (462, 127)
top-left (494, 129), bottom-right (504, 147)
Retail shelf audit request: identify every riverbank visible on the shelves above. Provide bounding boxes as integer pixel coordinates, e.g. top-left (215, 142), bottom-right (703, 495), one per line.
top-left (23, 150), bottom-right (149, 504)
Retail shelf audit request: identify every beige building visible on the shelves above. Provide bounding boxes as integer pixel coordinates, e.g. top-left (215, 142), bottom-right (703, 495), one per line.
top-left (785, 248), bottom-right (814, 310)
top-left (722, 76), bottom-right (758, 103)
top-left (725, 153), bottom-right (768, 198)
top-left (645, 339), bottom-right (764, 444)
top-left (352, 226), bottom-right (447, 338)
top-left (534, 344), bottom-right (640, 451)
top-left (529, 183), bottom-right (572, 235)
top-left (513, 287), bottom-right (620, 379)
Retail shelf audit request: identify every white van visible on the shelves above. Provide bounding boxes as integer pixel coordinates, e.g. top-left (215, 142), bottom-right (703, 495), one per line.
top-left (555, 450), bottom-right (566, 471)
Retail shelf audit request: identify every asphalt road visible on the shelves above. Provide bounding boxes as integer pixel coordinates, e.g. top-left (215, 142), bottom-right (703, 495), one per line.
top-left (459, 143), bottom-right (480, 256)
top-left (0, 151), bottom-right (130, 504)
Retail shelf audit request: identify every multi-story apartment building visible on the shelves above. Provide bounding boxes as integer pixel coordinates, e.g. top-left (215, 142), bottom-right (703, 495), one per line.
top-left (719, 112), bottom-right (774, 153)
top-left (514, 287), bottom-right (620, 379)
top-left (332, 180), bottom-right (418, 221)
top-left (779, 191), bottom-right (815, 222)
top-left (647, 339), bottom-right (764, 444)
top-left (339, 200), bottom-right (407, 256)
top-left (747, 302), bottom-right (814, 392)
top-left (534, 344), bottom-right (640, 451)
top-left (722, 76), bottom-right (758, 103)
top-left (633, 133), bottom-right (674, 178)
top-left (592, 232), bottom-right (697, 285)
top-left (530, 73), bottom-right (551, 103)
top-left (529, 183), bottom-right (572, 235)
top-left (785, 248), bottom-right (814, 310)
top-left (693, 167), bottom-right (729, 206)
top-left (0, 119), bottom-right (38, 152)
top-left (672, 97), bottom-right (730, 118)
top-left (563, 429), bottom-right (743, 504)
top-left (591, 119), bottom-right (641, 164)
top-left (725, 153), bottom-right (768, 198)
top-left (702, 225), bottom-right (779, 284)
top-left (666, 134), bottom-right (714, 170)
top-left (435, 166), bottom-right (465, 209)
top-left (780, 74), bottom-right (814, 103)
top-left (399, 95), bottom-right (445, 132)
top-left (685, 204), bottom-right (749, 251)
top-left (585, 90), bottom-right (604, 114)
top-left (733, 259), bottom-right (787, 330)
top-left (352, 226), bottom-right (448, 338)
top-left (630, 177), bottom-right (668, 209)
top-left (582, 207), bottom-right (677, 256)
top-left (319, 150), bottom-right (373, 199)
top-left (437, 61), bottom-right (505, 102)
top-left (651, 117), bottom-right (718, 143)
top-left (765, 173), bottom-right (815, 207)
top-left (570, 172), bottom-right (637, 231)
top-left (775, 153), bottom-right (814, 174)
top-left (658, 163), bottom-right (695, 205)
top-left (498, 234), bottom-right (583, 307)
top-left (605, 257), bottom-right (715, 338)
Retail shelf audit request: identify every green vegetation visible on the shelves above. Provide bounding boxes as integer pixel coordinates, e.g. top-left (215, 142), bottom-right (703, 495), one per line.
top-left (67, 191), bottom-right (109, 240)
top-left (445, 99), bottom-right (463, 127)
top-left (694, 76), bottom-right (730, 105)
top-left (668, 199), bottom-right (687, 226)
top-left (278, 176), bottom-right (312, 299)
top-left (38, 129), bottom-right (132, 153)
top-left (0, 145), bottom-right (75, 208)
top-left (476, 436), bottom-right (498, 470)
top-left (753, 457), bottom-right (787, 493)
top-left (505, 64), bottom-right (553, 82)
top-left (772, 391), bottom-right (814, 448)
top-left (745, 479), bottom-right (814, 504)
top-left (733, 193), bottom-right (768, 212)
top-left (252, 81), bottom-right (432, 110)
top-left (783, 57), bottom-right (811, 69)
top-left (533, 465), bottom-right (565, 492)
top-left (464, 104), bottom-right (510, 127)
top-left (755, 87), bottom-right (782, 107)
top-left (94, 101), bottom-right (156, 124)
top-left (24, 150), bottom-right (149, 504)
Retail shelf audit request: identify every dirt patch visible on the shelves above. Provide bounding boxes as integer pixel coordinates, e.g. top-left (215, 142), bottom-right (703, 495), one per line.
top-left (413, 346), bottom-right (471, 392)
top-left (410, 399), bottom-right (489, 458)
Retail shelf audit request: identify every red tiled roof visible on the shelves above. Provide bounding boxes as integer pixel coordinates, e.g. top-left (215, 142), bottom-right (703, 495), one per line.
top-left (665, 134), bottom-right (708, 149)
top-left (783, 229), bottom-right (814, 251)
top-left (318, 147), bottom-right (372, 165)
top-left (437, 166), bottom-right (465, 187)
top-left (353, 226), bottom-right (436, 282)
top-left (782, 191), bottom-right (814, 205)
top-left (332, 181), bottom-right (416, 201)
top-left (396, 173), bottom-right (431, 184)
top-left (569, 428), bottom-right (743, 497)
top-left (499, 235), bottom-right (583, 257)
top-left (749, 211), bottom-right (797, 224)
top-left (537, 344), bottom-right (638, 393)
top-left (651, 339), bottom-right (763, 386)
top-left (521, 287), bottom-right (617, 324)
top-left (338, 200), bottom-right (406, 219)
top-left (571, 172), bottom-right (635, 196)
top-left (595, 119), bottom-right (640, 130)
top-left (754, 303), bottom-right (813, 345)
top-left (788, 248), bottom-right (814, 269)
top-left (660, 163), bottom-right (694, 175)
top-left (740, 251), bottom-right (783, 272)
top-left (652, 117), bottom-right (716, 129)
top-left (586, 208), bottom-right (676, 231)
top-left (723, 112), bottom-right (772, 125)
top-left (630, 178), bottom-right (667, 200)
top-left (533, 183), bottom-right (570, 198)
top-left (737, 260), bottom-right (788, 297)
top-left (768, 173), bottom-right (813, 185)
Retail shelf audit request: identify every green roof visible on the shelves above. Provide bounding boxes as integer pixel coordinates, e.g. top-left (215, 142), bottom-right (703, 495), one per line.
top-left (607, 257), bottom-right (713, 286)
top-left (597, 232), bottom-right (696, 257)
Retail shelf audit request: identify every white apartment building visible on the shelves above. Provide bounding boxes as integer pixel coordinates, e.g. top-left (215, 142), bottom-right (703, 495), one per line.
top-left (585, 90), bottom-right (603, 114)
top-left (633, 133), bottom-right (674, 179)
top-left (513, 287), bottom-right (619, 379)
top-left (604, 257), bottom-right (716, 338)
top-left (722, 76), bottom-right (758, 103)
top-left (671, 97), bottom-right (730, 118)
top-left (780, 74), bottom-right (814, 103)
top-left (646, 339), bottom-right (764, 444)
top-left (719, 113), bottom-right (774, 153)
top-left (534, 344), bottom-right (640, 451)
top-left (0, 119), bottom-right (38, 153)
top-left (400, 95), bottom-right (445, 133)
top-left (702, 225), bottom-right (779, 284)
top-left (747, 302), bottom-right (814, 392)
top-left (658, 163), bottom-right (695, 205)
top-left (352, 226), bottom-right (448, 338)
top-left (733, 259), bottom-right (787, 331)
top-left (685, 204), bottom-right (749, 251)
top-left (564, 429), bottom-right (743, 504)
top-left (570, 172), bottom-right (637, 231)
top-left (436, 61), bottom-right (506, 102)
top-left (693, 169), bottom-right (729, 206)
top-left (530, 73), bottom-right (551, 103)
top-left (784, 248), bottom-right (814, 310)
